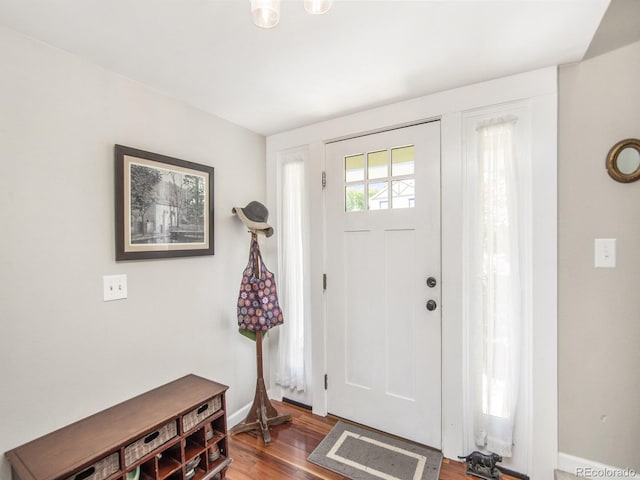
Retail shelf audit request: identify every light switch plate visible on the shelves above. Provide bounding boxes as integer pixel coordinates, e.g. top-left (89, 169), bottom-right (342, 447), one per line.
top-left (594, 239), bottom-right (616, 268)
top-left (103, 274), bottom-right (128, 301)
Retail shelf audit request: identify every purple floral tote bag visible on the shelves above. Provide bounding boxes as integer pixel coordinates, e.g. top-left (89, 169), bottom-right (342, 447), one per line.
top-left (237, 237), bottom-right (284, 332)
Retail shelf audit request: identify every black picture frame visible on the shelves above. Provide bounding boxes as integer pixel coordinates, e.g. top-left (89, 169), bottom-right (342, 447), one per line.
top-left (115, 145), bottom-right (214, 260)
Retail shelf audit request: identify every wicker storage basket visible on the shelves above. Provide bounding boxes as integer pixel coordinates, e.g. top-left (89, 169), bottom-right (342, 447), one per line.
top-left (182, 396), bottom-right (222, 432)
top-left (65, 452), bottom-right (120, 480)
top-left (124, 421), bottom-right (178, 467)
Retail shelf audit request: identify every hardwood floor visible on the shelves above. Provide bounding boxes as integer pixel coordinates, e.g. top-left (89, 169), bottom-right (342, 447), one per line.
top-left (226, 401), bottom-right (514, 480)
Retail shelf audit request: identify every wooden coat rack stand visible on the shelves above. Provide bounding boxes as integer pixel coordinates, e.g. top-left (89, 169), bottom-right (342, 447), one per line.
top-left (230, 231), bottom-right (291, 444)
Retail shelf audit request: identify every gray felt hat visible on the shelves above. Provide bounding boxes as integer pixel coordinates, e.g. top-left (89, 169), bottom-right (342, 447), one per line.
top-left (232, 201), bottom-right (274, 237)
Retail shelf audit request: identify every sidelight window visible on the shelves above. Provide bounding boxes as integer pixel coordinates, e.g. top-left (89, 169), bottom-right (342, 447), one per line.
top-left (275, 150), bottom-right (308, 393)
top-left (464, 109), bottom-right (531, 461)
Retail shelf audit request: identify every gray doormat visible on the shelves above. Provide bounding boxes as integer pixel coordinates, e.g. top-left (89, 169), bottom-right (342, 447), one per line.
top-left (308, 421), bottom-right (442, 480)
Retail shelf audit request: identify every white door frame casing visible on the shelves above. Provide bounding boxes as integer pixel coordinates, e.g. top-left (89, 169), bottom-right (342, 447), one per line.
top-left (265, 67), bottom-right (558, 479)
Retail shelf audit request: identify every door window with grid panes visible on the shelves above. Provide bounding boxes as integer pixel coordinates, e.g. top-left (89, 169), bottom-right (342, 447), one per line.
top-left (344, 145), bottom-right (415, 212)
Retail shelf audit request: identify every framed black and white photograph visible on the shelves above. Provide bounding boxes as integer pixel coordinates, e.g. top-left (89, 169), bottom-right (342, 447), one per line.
top-left (115, 145), bottom-right (214, 260)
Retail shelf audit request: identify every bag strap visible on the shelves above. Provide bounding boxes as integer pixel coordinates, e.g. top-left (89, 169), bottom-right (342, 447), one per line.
top-left (254, 238), bottom-right (266, 279)
top-left (248, 234), bottom-right (263, 279)
top-left (244, 235), bottom-right (256, 274)
top-left (256, 246), bottom-right (268, 276)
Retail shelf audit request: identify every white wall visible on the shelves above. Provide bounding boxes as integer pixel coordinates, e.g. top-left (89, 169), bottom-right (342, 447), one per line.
top-left (558, 39), bottom-right (640, 472)
top-left (0, 27), bottom-right (265, 480)
top-left (266, 67), bottom-right (558, 479)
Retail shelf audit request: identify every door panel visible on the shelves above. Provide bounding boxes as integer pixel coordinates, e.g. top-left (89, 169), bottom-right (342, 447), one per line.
top-left (325, 121), bottom-right (441, 447)
top-left (385, 228), bottom-right (417, 401)
top-left (344, 230), bottom-right (376, 389)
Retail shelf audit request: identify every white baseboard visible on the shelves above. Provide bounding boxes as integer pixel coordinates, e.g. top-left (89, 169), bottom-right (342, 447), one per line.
top-left (227, 402), bottom-right (252, 428)
top-left (558, 452), bottom-right (638, 479)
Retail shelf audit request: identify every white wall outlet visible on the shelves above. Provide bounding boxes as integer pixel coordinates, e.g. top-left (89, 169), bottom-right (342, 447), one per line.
top-left (594, 238), bottom-right (616, 268)
top-left (103, 274), bottom-right (128, 301)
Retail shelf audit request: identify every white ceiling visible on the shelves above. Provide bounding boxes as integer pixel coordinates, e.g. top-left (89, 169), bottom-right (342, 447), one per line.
top-left (0, 0), bottom-right (610, 135)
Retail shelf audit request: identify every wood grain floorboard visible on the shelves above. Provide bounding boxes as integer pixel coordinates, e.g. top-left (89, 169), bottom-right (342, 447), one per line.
top-left (226, 401), bottom-right (516, 480)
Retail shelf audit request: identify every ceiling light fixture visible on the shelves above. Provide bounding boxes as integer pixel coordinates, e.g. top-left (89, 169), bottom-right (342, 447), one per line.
top-left (250, 0), bottom-right (333, 29)
top-left (304, 0), bottom-right (333, 15)
top-left (250, 0), bottom-right (280, 29)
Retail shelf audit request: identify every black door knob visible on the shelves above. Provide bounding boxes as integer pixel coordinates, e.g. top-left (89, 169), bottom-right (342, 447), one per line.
top-left (426, 300), bottom-right (437, 311)
top-left (426, 277), bottom-right (437, 288)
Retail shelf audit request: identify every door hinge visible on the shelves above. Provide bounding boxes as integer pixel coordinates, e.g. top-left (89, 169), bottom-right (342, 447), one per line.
top-left (322, 171), bottom-right (326, 189)
top-left (324, 374), bottom-right (328, 390)
top-left (323, 273), bottom-right (327, 290)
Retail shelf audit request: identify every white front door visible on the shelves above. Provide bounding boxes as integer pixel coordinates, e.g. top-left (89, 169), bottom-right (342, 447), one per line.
top-left (325, 121), bottom-right (441, 447)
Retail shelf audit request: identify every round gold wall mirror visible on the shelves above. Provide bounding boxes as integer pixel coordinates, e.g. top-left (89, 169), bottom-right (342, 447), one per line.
top-left (606, 138), bottom-right (640, 183)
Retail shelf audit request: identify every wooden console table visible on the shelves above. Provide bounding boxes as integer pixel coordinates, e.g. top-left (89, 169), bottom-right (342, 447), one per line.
top-left (5, 375), bottom-right (231, 480)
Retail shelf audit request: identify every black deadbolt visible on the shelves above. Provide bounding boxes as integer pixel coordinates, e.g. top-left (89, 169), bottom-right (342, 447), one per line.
top-left (426, 277), bottom-right (437, 288)
top-left (426, 300), bottom-right (437, 311)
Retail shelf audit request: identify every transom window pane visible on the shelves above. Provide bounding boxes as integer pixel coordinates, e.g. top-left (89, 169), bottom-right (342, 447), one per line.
top-left (345, 154), bottom-right (365, 182)
top-left (345, 184), bottom-right (365, 212)
top-left (344, 145), bottom-right (415, 212)
top-left (391, 179), bottom-right (415, 209)
top-left (368, 150), bottom-right (388, 180)
top-left (368, 181), bottom-right (389, 210)
top-left (392, 146), bottom-right (415, 176)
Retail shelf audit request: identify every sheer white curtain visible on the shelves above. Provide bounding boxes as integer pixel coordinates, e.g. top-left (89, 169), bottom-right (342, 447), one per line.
top-left (470, 117), bottom-right (522, 457)
top-left (275, 158), bottom-right (306, 392)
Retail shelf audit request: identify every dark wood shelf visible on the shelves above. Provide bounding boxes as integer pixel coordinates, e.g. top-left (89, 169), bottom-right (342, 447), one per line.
top-left (184, 440), bottom-right (205, 462)
top-left (205, 457), bottom-right (231, 480)
top-left (5, 375), bottom-right (231, 480)
top-left (157, 457), bottom-right (181, 479)
top-left (206, 431), bottom-right (225, 447)
top-left (208, 410), bottom-right (225, 423)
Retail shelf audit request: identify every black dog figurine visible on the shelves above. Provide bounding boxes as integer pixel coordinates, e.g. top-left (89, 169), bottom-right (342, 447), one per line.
top-left (458, 451), bottom-right (503, 480)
